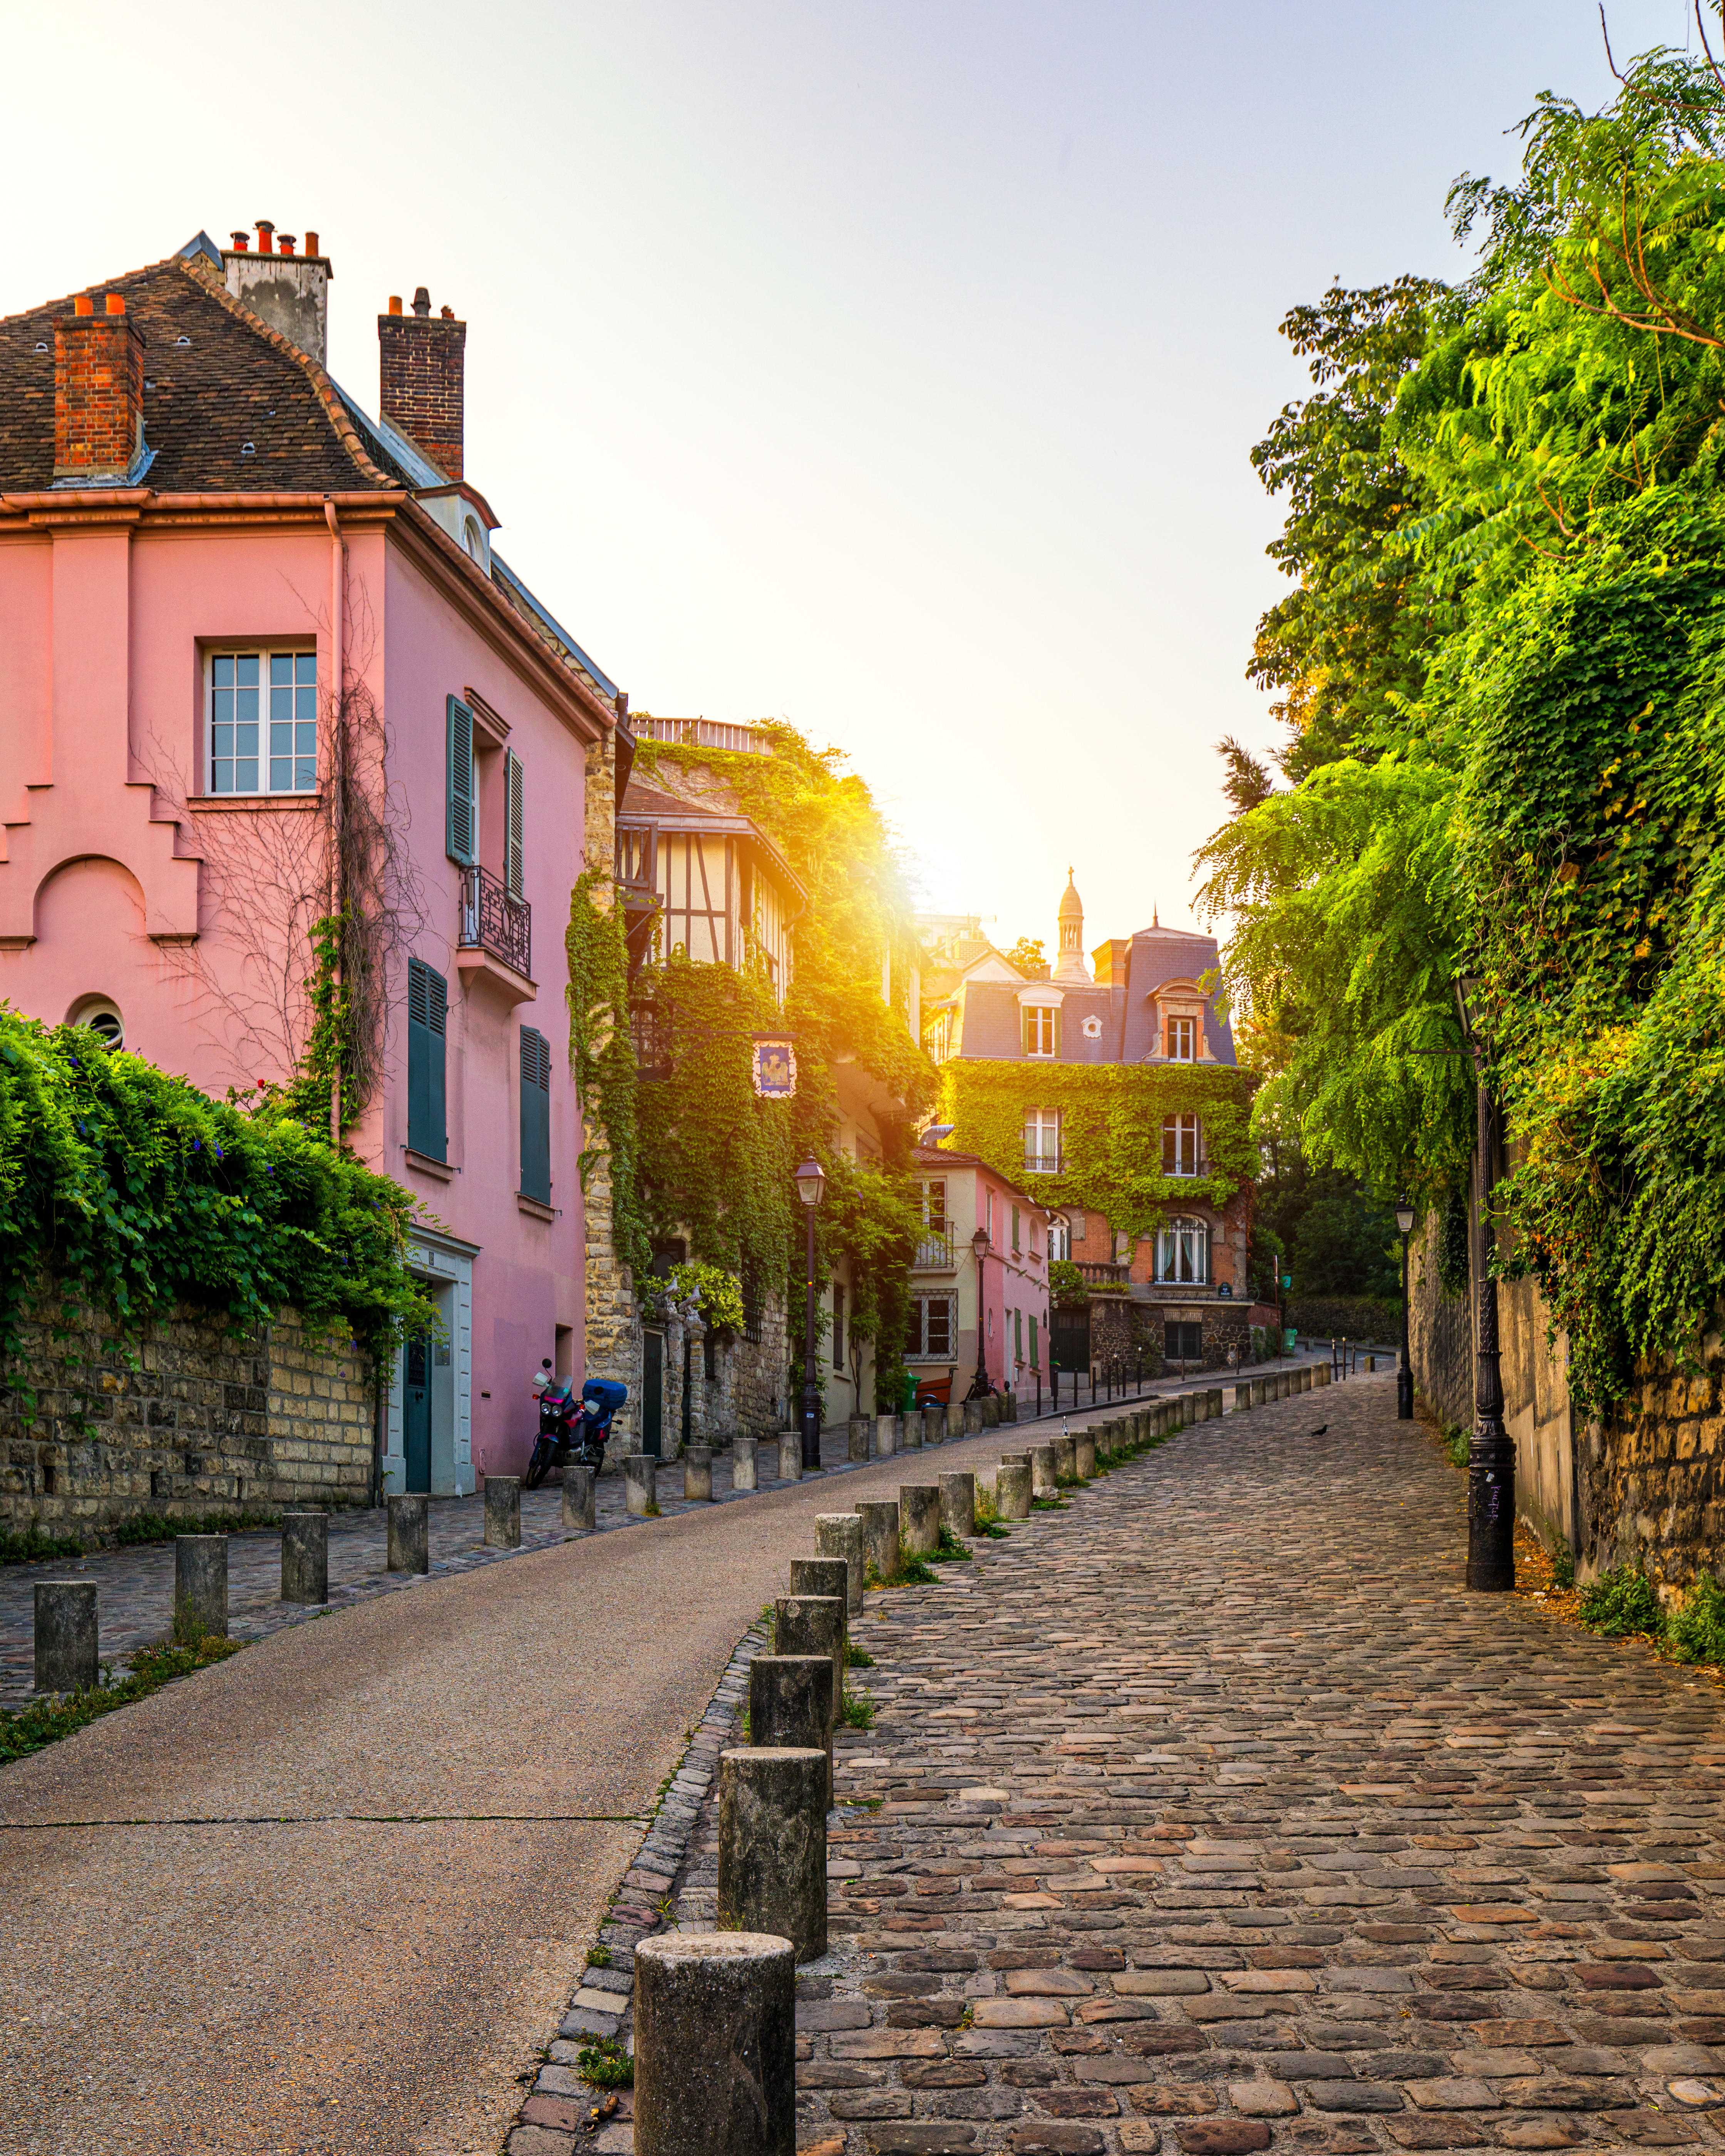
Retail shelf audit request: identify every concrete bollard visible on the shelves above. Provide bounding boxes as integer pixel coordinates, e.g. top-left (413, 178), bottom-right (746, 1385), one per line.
top-left (1206, 1387), bottom-right (1225, 1421)
top-left (874, 1413), bottom-right (898, 1459)
top-left (789, 1560), bottom-right (850, 1645)
top-left (945, 1401), bottom-right (964, 1440)
top-left (633, 1930), bottom-right (797, 2156)
top-left (854, 1499), bottom-right (901, 1584)
top-left (974, 1463), bottom-right (1000, 1512)
top-left (625, 1454), bottom-right (658, 1515)
top-left (751, 1650), bottom-right (835, 1806)
top-left (847, 1419), bottom-right (869, 1464)
top-left (1251, 1378), bottom-right (1266, 1407)
top-left (1233, 1383), bottom-right (1252, 1414)
top-left (1053, 1435), bottom-right (1077, 1482)
top-left (938, 1470), bottom-right (975, 1539)
top-left (999, 1391), bottom-right (1018, 1424)
top-left (562, 1464), bottom-right (596, 1532)
top-left (776, 1591), bottom-right (846, 1781)
top-left (982, 1396), bottom-right (1000, 1428)
top-left (962, 1399), bottom-right (983, 1435)
top-left (777, 1432), bottom-right (803, 1482)
top-left (733, 1434), bottom-right (759, 1491)
top-left (1300, 1366), bottom-right (1313, 1392)
top-left (717, 1745), bottom-right (828, 1961)
top-left (33, 1581), bottom-right (97, 1693)
top-left (1074, 1432), bottom-right (1097, 1479)
top-left (1365, 1352), bottom-right (1377, 1374)
top-left (174, 1534), bottom-right (229, 1640)
top-left (1029, 1442), bottom-right (1057, 1499)
top-left (484, 1473), bottom-right (522, 1549)
top-left (1314, 1362), bottom-right (1331, 1388)
top-left (900, 1411), bottom-right (921, 1452)
top-left (816, 1513), bottom-right (866, 1614)
top-left (996, 1460), bottom-right (1032, 1520)
top-left (387, 1495), bottom-right (429, 1576)
top-left (683, 1446), bottom-right (715, 1502)
top-left (281, 1511), bottom-right (328, 1603)
top-left (899, 1483), bottom-right (941, 1557)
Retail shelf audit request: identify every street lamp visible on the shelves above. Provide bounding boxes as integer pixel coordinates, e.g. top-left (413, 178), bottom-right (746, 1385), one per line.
top-left (965, 1224), bottom-right (991, 1403)
top-left (1455, 978), bottom-right (1514, 1591)
top-left (794, 1156), bottom-right (826, 1471)
top-left (1395, 1197), bottom-right (1415, 1421)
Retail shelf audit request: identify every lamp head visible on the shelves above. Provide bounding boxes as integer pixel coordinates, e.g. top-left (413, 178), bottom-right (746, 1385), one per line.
top-left (971, 1225), bottom-right (990, 1260)
top-left (1395, 1199), bottom-right (1415, 1235)
top-left (794, 1157), bottom-right (826, 1209)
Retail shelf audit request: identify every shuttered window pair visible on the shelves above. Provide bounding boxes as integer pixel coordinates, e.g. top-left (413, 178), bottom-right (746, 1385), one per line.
top-left (446, 694), bottom-right (524, 894)
top-left (407, 958), bottom-right (447, 1160)
top-left (520, 1025), bottom-right (551, 1204)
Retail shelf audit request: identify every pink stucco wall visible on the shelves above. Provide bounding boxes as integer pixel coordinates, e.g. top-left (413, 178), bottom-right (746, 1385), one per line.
top-left (0, 504), bottom-right (592, 1486)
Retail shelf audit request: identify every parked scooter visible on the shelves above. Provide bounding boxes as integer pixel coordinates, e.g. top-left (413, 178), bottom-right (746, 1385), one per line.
top-left (524, 1376), bottom-right (628, 1490)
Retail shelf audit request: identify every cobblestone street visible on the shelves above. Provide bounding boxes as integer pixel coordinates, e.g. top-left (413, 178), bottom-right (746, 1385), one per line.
top-left (645, 1373), bottom-right (1725, 2156)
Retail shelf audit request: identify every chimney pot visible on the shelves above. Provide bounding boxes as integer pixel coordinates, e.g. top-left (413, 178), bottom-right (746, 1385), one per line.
top-left (412, 286), bottom-right (431, 316)
top-left (105, 293), bottom-right (126, 315)
top-left (389, 294), bottom-right (403, 315)
top-left (230, 229), bottom-right (250, 251)
top-left (278, 234), bottom-right (296, 256)
top-left (304, 230), bottom-right (319, 257)
top-left (440, 304), bottom-right (455, 320)
top-left (255, 219), bottom-right (275, 253)
top-left (74, 294), bottom-right (94, 316)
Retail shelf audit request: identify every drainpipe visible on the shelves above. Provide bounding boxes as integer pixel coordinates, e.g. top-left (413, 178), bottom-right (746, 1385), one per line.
top-left (323, 496), bottom-right (345, 1148)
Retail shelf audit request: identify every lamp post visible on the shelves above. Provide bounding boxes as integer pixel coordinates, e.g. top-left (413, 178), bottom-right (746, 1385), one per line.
top-left (1395, 1198), bottom-right (1415, 1421)
top-left (794, 1156), bottom-right (826, 1471)
top-left (1455, 979), bottom-right (1514, 1591)
top-left (965, 1224), bottom-right (991, 1403)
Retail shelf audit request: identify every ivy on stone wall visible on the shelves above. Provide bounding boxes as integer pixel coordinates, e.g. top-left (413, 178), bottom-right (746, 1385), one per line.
top-left (939, 1061), bottom-right (1256, 1242)
top-left (0, 1008), bottom-right (434, 1371)
top-left (565, 867), bottom-right (653, 1284)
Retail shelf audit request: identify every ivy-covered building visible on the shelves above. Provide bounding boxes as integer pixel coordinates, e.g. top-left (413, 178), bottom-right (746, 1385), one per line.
top-left (924, 875), bottom-right (1262, 1371)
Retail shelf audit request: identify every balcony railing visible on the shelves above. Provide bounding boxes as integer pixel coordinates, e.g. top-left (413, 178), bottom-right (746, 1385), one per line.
top-left (633, 715), bottom-right (769, 755)
top-left (1077, 1261), bottom-right (1129, 1285)
top-left (1023, 1151), bottom-right (1062, 1176)
top-left (913, 1230), bottom-right (955, 1270)
top-left (459, 864), bottom-right (531, 978)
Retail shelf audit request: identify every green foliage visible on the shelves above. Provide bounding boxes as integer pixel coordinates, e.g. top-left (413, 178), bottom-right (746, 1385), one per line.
top-left (1444, 1423), bottom-right (1469, 1467)
top-left (575, 2037), bottom-right (633, 2090)
top-left (929, 1525), bottom-right (973, 1563)
top-left (1285, 1295), bottom-right (1402, 1342)
top-left (566, 870), bottom-right (651, 1281)
top-left (1578, 1563), bottom-right (1665, 1639)
top-left (1004, 937), bottom-right (1049, 979)
top-left (0, 1526), bottom-right (85, 1565)
top-left (839, 1684), bottom-right (877, 1730)
top-left (1668, 1573), bottom-right (1725, 1665)
top-left (1255, 1153), bottom-right (1401, 1299)
top-left (940, 1061), bottom-right (1255, 1244)
top-left (0, 1633), bottom-right (244, 1766)
top-left (666, 1259), bottom-right (746, 1335)
top-left (1048, 1259), bottom-right (1088, 1309)
top-left (1437, 1189), bottom-right (1470, 1298)
top-left (585, 1944), bottom-right (613, 1969)
top-left (0, 1008), bottom-right (437, 1373)
top-left (1551, 1544), bottom-right (1576, 1590)
top-left (844, 1640), bottom-right (875, 1668)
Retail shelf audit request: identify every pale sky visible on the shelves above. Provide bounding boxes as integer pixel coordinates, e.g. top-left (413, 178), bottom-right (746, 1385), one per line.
top-left (3, 0), bottom-right (1692, 958)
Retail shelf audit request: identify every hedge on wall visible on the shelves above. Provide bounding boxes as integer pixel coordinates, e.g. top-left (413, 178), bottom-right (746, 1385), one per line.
top-left (940, 1061), bottom-right (1256, 1241)
top-left (0, 1008), bottom-right (436, 1373)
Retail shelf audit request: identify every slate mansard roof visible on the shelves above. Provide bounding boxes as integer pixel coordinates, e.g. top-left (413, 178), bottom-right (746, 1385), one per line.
top-left (953, 924), bottom-right (1236, 1067)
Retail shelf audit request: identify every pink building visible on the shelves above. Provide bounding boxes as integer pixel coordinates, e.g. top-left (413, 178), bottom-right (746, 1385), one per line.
top-left (905, 1139), bottom-right (1053, 1408)
top-left (0, 224), bottom-right (625, 1493)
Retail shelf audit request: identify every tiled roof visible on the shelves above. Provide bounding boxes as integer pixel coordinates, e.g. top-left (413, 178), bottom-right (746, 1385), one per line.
top-left (0, 254), bottom-right (386, 494)
top-left (947, 922), bottom-right (1237, 1066)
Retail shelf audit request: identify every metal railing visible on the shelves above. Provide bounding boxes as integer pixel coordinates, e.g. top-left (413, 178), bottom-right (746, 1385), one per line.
top-left (632, 715), bottom-right (769, 755)
top-left (1022, 1151), bottom-right (1062, 1176)
top-left (458, 864), bottom-right (531, 978)
top-left (912, 1229), bottom-right (955, 1270)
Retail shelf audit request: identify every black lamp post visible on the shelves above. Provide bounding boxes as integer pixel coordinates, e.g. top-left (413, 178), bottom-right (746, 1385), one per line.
top-left (965, 1224), bottom-right (991, 1402)
top-left (1395, 1197), bottom-right (1415, 1420)
top-left (794, 1156), bottom-right (826, 1470)
top-left (1455, 979), bottom-right (1514, 1590)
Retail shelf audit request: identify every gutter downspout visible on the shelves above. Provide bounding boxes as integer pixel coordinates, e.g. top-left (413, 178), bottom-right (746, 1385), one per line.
top-left (324, 497), bottom-right (344, 1148)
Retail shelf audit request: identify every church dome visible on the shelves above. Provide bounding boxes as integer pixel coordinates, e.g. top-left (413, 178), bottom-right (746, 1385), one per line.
top-left (1058, 870), bottom-right (1084, 923)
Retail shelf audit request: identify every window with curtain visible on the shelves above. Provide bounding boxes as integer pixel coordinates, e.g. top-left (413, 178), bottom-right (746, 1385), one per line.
top-left (1167, 1015), bottom-right (1196, 1060)
top-left (1023, 1108), bottom-right (1061, 1174)
top-left (1022, 1004), bottom-right (1058, 1056)
top-left (1162, 1113), bottom-right (1201, 1177)
top-left (1155, 1215), bottom-right (1208, 1284)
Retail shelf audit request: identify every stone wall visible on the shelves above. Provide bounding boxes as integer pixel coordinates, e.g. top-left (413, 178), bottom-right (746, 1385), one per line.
top-left (1408, 1207), bottom-right (1474, 1433)
top-left (701, 1297), bottom-right (790, 1441)
top-left (0, 1299), bottom-right (373, 1540)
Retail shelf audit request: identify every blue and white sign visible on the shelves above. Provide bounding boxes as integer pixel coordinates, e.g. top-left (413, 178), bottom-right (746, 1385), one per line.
top-left (752, 1036), bottom-right (797, 1098)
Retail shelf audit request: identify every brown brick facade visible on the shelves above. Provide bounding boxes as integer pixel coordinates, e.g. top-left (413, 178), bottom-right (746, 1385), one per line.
top-left (54, 304), bottom-right (144, 481)
top-left (377, 305), bottom-right (465, 478)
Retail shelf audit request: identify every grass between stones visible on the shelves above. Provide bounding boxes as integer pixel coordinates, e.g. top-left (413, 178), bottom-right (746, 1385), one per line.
top-left (0, 1633), bottom-right (246, 1767)
top-left (0, 1526), bottom-right (87, 1565)
top-left (576, 2035), bottom-right (633, 2089)
top-left (845, 1640), bottom-right (875, 1668)
top-left (839, 1685), bottom-right (876, 1730)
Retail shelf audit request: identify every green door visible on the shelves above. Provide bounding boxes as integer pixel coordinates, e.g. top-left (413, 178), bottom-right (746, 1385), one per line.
top-left (404, 1334), bottom-right (432, 1492)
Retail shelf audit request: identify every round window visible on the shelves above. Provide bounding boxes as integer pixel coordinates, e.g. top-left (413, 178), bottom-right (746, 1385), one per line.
top-left (68, 998), bottom-right (124, 1049)
top-left (1081, 1014), bottom-right (1103, 1040)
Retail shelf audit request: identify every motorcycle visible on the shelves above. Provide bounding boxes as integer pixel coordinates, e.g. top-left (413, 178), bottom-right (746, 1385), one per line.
top-left (524, 1377), bottom-right (628, 1490)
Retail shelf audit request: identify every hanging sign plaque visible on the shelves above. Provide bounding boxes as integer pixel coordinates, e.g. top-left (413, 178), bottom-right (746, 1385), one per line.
top-left (751, 1036), bottom-right (797, 1098)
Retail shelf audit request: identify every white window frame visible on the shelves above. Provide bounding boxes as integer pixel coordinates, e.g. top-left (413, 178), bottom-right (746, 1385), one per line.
top-left (906, 1294), bottom-right (954, 1360)
top-left (1023, 1004), bottom-right (1057, 1056)
top-left (1156, 1215), bottom-right (1209, 1285)
top-left (207, 646), bottom-right (318, 797)
top-left (1167, 1014), bottom-right (1197, 1061)
top-left (1024, 1107), bottom-right (1062, 1175)
top-left (1162, 1113), bottom-right (1201, 1178)
top-left (1048, 1215), bottom-right (1071, 1261)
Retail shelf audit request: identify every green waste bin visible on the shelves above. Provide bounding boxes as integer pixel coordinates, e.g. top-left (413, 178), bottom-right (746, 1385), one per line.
top-left (1284, 1327), bottom-right (1298, 1354)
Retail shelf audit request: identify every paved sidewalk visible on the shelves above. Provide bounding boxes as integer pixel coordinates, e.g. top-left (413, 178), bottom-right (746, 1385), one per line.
top-left (651, 1374), bottom-right (1725, 2155)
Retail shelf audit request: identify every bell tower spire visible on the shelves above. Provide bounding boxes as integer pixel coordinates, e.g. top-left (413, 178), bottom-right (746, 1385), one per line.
top-left (1053, 869), bottom-right (1090, 984)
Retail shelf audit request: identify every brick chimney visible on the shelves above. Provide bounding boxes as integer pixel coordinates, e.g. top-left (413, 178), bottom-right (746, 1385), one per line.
top-left (54, 293), bottom-right (146, 485)
top-left (377, 285), bottom-right (466, 479)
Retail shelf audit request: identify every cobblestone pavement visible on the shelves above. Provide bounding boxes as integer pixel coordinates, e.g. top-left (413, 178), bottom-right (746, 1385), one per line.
top-left (606, 1371), bottom-right (1725, 2156)
top-left (0, 1354), bottom-right (1333, 1704)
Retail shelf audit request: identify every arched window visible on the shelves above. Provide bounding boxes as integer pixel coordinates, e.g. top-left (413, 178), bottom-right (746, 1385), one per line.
top-left (1155, 1215), bottom-right (1208, 1285)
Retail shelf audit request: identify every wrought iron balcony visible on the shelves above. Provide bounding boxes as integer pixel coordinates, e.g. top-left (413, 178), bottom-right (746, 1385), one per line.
top-left (459, 865), bottom-right (531, 980)
top-left (913, 1229), bottom-right (956, 1270)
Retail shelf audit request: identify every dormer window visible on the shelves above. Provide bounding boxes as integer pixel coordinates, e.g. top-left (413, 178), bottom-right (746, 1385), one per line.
top-left (1167, 1015), bottom-right (1196, 1061)
top-left (1023, 1005), bottom-right (1058, 1056)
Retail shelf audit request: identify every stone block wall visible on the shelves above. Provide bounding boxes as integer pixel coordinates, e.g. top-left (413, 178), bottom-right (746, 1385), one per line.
top-left (702, 1297), bottom-right (790, 1441)
top-left (1578, 1339), bottom-right (1725, 1594)
top-left (0, 1298), bottom-right (373, 1540)
top-left (1408, 1207), bottom-right (1474, 1432)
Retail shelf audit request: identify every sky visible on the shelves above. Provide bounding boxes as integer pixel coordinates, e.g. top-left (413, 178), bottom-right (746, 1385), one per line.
top-left (2, 0), bottom-right (1699, 958)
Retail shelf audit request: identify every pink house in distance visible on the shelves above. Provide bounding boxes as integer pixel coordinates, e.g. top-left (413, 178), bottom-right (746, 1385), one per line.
top-left (0, 223), bottom-right (626, 1493)
top-left (905, 1138), bottom-right (1053, 1409)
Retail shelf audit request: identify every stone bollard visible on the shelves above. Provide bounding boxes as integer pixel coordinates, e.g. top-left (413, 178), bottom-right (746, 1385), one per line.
top-left (874, 1413), bottom-right (898, 1459)
top-left (962, 1399), bottom-right (983, 1435)
top-left (1074, 1432), bottom-right (1097, 1479)
top-left (683, 1446), bottom-right (715, 1502)
top-left (1365, 1352), bottom-right (1377, 1374)
top-left (34, 1581), bottom-right (97, 1693)
top-left (816, 1513), bottom-right (866, 1614)
top-left (174, 1534), bottom-right (229, 1641)
top-left (625, 1454), bottom-right (658, 1515)
top-left (790, 1560), bottom-right (851, 1647)
top-left (717, 1746), bottom-right (828, 1961)
top-left (777, 1431), bottom-right (803, 1482)
top-left (733, 1435), bottom-right (759, 1491)
top-left (847, 1419), bottom-right (869, 1464)
top-left (563, 1464), bottom-right (596, 1532)
top-left (387, 1495), bottom-right (429, 1576)
top-left (484, 1473), bottom-right (522, 1549)
top-left (633, 1930), bottom-right (796, 2156)
top-left (776, 1591), bottom-right (846, 1787)
top-left (751, 1650), bottom-right (835, 1806)
top-left (900, 1411), bottom-right (921, 1453)
top-left (1053, 1435), bottom-right (1077, 1482)
top-left (974, 1463), bottom-right (999, 1512)
top-left (1233, 1384), bottom-right (1252, 1414)
top-left (1206, 1387), bottom-right (1225, 1421)
top-left (281, 1511), bottom-right (328, 1603)
top-left (945, 1401), bottom-right (964, 1441)
top-left (938, 1470), bottom-right (975, 1540)
top-left (900, 1483), bottom-right (941, 1558)
top-left (996, 1460), bottom-right (1032, 1520)
top-left (854, 1499), bottom-right (901, 1584)
top-left (999, 1391), bottom-right (1018, 1424)
top-left (981, 1396), bottom-right (1000, 1428)
top-left (1300, 1366), bottom-right (1314, 1392)
top-left (1314, 1363), bottom-right (1331, 1388)
top-left (1029, 1443), bottom-right (1057, 1499)
top-left (1250, 1378), bottom-right (1266, 1408)
top-left (924, 1403), bottom-right (944, 1448)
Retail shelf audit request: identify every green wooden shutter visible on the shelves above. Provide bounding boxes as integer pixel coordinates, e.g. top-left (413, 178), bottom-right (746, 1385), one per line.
top-left (446, 696), bottom-right (476, 867)
top-left (408, 958), bottom-right (447, 1160)
top-left (519, 1024), bottom-right (551, 1202)
top-left (504, 748), bottom-right (524, 898)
